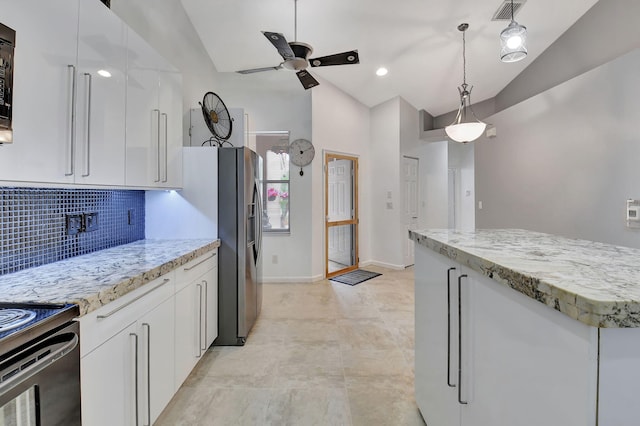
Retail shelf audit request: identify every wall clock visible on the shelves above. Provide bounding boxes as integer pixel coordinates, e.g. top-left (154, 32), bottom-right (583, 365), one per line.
top-left (289, 138), bottom-right (315, 176)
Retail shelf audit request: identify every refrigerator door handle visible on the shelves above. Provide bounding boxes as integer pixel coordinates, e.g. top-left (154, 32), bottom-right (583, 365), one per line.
top-left (254, 179), bottom-right (263, 261)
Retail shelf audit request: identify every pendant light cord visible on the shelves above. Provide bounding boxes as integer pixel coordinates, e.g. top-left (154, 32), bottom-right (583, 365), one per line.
top-left (462, 29), bottom-right (466, 86)
top-left (511, 0), bottom-right (515, 21)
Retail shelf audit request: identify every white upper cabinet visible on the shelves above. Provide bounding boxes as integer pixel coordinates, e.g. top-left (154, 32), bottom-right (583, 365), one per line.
top-left (125, 30), bottom-right (183, 189)
top-left (0, 0), bottom-right (79, 184)
top-left (75, 0), bottom-right (127, 186)
top-left (0, 1), bottom-right (181, 188)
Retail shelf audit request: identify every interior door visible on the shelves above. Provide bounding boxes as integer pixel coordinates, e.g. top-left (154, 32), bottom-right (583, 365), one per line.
top-left (325, 153), bottom-right (359, 278)
top-left (403, 156), bottom-right (419, 267)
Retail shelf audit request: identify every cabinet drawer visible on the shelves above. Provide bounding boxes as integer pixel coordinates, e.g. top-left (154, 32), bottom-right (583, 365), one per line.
top-left (79, 271), bottom-right (175, 357)
top-left (175, 250), bottom-right (217, 291)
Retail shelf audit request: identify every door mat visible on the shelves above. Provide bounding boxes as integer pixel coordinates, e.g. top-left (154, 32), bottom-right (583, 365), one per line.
top-left (330, 269), bottom-right (382, 286)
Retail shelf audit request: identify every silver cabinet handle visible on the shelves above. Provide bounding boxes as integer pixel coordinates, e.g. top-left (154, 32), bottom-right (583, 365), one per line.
top-left (447, 267), bottom-right (457, 388)
top-left (82, 72), bottom-right (92, 177)
top-left (65, 65), bottom-right (76, 176)
top-left (183, 252), bottom-right (216, 271)
top-left (130, 332), bottom-right (139, 426)
top-left (196, 283), bottom-right (203, 358)
top-left (97, 278), bottom-right (170, 319)
top-left (142, 323), bottom-right (151, 426)
top-left (153, 109), bottom-right (161, 182)
top-left (202, 280), bottom-right (208, 352)
top-left (161, 112), bottom-right (168, 183)
top-left (458, 274), bottom-right (468, 405)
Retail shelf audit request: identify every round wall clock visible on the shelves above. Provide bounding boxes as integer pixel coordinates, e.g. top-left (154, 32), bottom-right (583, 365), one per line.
top-left (289, 138), bottom-right (315, 176)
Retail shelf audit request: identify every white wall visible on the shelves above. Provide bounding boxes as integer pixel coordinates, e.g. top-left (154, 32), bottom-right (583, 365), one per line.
top-left (369, 98), bottom-right (404, 268)
top-left (417, 141), bottom-right (449, 229)
top-left (476, 48), bottom-right (640, 249)
top-left (448, 142), bottom-right (475, 231)
top-left (311, 78), bottom-right (371, 278)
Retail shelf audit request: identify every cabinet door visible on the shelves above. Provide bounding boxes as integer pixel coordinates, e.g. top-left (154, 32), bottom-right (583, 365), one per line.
top-left (125, 29), bottom-right (161, 187)
top-left (138, 296), bottom-right (175, 425)
top-left (158, 68), bottom-right (183, 189)
top-left (414, 244), bottom-right (461, 425)
top-left (203, 267), bottom-right (218, 349)
top-left (174, 281), bottom-right (202, 388)
top-left (75, 0), bottom-right (126, 185)
top-left (460, 267), bottom-right (598, 426)
top-left (0, 0), bottom-right (78, 184)
top-left (81, 322), bottom-right (138, 426)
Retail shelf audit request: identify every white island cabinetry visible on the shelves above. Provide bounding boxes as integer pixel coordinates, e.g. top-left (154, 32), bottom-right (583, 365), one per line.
top-left (413, 229), bottom-right (640, 426)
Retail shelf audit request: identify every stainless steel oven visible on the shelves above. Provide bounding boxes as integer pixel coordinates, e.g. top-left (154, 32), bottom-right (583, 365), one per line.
top-left (0, 303), bottom-right (80, 426)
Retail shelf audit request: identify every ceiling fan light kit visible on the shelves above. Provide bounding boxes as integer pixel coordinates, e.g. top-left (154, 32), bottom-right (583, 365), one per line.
top-left (236, 0), bottom-right (360, 90)
top-left (500, 0), bottom-right (528, 63)
top-left (445, 23), bottom-right (487, 143)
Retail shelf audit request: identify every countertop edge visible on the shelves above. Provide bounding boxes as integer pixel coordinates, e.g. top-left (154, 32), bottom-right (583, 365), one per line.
top-left (409, 230), bottom-right (640, 328)
top-left (72, 240), bottom-right (221, 316)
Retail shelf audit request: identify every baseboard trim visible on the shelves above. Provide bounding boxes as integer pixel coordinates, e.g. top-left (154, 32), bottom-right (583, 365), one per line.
top-left (262, 273), bottom-right (324, 284)
top-left (360, 260), bottom-right (406, 270)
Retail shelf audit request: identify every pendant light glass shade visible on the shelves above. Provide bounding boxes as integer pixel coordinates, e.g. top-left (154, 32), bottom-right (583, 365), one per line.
top-left (445, 23), bottom-right (487, 143)
top-left (500, 0), bottom-right (527, 63)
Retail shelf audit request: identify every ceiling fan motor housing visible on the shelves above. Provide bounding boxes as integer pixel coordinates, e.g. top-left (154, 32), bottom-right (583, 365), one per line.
top-left (283, 41), bottom-right (313, 70)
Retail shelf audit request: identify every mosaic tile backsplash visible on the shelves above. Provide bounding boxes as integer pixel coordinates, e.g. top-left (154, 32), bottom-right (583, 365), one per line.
top-left (1, 188), bottom-right (145, 275)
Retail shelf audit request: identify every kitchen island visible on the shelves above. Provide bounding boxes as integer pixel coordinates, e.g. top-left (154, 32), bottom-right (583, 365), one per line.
top-left (410, 229), bottom-right (640, 426)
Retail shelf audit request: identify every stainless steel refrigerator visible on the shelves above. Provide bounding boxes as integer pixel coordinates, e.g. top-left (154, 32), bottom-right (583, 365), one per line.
top-left (215, 147), bottom-right (263, 346)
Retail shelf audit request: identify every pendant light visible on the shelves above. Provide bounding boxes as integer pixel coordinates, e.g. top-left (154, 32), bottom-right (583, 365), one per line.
top-left (445, 23), bottom-right (487, 143)
top-left (500, 0), bottom-right (527, 62)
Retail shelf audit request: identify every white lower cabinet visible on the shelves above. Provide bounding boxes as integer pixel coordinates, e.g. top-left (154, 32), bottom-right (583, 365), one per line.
top-left (81, 322), bottom-right (138, 426)
top-left (80, 250), bottom-right (217, 426)
top-left (415, 244), bottom-right (598, 426)
top-left (137, 296), bottom-right (175, 425)
top-left (174, 253), bottom-right (218, 389)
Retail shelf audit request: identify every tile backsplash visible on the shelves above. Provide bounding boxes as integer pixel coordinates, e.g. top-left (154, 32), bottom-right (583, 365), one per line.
top-left (0, 188), bottom-right (144, 275)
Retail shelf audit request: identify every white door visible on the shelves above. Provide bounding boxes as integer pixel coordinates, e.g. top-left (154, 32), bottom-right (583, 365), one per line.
top-left (328, 159), bottom-right (353, 266)
top-left (158, 68), bottom-right (182, 188)
top-left (75, 0), bottom-right (127, 185)
top-left (403, 156), bottom-right (419, 266)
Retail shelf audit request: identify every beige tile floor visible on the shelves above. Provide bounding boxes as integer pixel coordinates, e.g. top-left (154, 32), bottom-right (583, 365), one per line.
top-left (156, 266), bottom-right (425, 426)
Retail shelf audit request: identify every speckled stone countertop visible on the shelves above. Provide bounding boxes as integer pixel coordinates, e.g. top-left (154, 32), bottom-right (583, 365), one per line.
top-left (410, 229), bottom-right (640, 328)
top-left (0, 239), bottom-right (219, 316)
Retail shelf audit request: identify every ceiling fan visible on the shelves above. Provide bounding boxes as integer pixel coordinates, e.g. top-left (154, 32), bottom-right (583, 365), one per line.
top-left (236, 0), bottom-right (360, 90)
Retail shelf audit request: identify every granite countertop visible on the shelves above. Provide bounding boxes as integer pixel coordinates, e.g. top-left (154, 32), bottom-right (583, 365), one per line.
top-left (410, 229), bottom-right (640, 328)
top-left (0, 239), bottom-right (220, 316)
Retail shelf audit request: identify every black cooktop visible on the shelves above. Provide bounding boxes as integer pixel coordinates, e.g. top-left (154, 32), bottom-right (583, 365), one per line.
top-left (0, 303), bottom-right (79, 354)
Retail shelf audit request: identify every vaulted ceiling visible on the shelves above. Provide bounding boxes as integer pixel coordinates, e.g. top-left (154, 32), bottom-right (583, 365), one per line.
top-left (181, 0), bottom-right (598, 116)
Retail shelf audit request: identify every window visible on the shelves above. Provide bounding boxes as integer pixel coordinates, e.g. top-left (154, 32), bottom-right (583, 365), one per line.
top-left (256, 132), bottom-right (290, 233)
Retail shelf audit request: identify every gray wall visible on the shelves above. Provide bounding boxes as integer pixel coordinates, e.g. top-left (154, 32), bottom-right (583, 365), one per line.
top-left (429, 0), bottom-right (640, 129)
top-left (475, 48), bottom-right (640, 248)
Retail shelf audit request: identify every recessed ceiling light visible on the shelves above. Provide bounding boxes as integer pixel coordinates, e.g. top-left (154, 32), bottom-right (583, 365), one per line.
top-left (376, 67), bottom-right (388, 77)
top-left (97, 69), bottom-right (112, 78)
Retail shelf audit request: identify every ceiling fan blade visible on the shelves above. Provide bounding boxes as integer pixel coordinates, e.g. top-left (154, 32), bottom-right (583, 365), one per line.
top-left (296, 70), bottom-right (319, 90)
top-left (236, 65), bottom-right (283, 74)
top-left (309, 50), bottom-right (359, 67)
top-left (262, 31), bottom-right (295, 60)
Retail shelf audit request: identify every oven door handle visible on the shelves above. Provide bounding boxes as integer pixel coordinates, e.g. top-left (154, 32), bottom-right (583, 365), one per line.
top-left (0, 332), bottom-right (79, 396)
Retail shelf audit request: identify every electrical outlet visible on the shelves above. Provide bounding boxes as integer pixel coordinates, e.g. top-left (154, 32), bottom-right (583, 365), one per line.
top-left (65, 214), bottom-right (83, 235)
top-left (128, 209), bottom-right (135, 225)
top-left (84, 212), bottom-right (99, 232)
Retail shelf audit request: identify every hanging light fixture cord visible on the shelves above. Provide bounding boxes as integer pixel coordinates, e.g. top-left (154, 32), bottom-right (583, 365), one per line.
top-left (294, 0), bottom-right (298, 41)
top-left (462, 27), bottom-right (466, 87)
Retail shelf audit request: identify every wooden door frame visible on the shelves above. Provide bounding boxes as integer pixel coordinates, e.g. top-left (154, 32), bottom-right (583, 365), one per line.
top-left (325, 152), bottom-right (359, 279)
